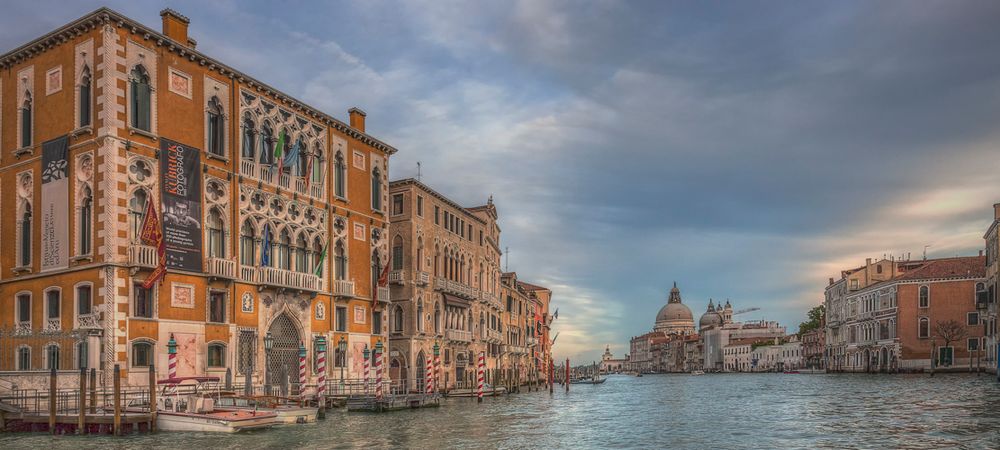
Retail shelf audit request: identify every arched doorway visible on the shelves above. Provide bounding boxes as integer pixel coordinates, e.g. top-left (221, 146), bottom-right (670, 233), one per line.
top-left (415, 351), bottom-right (427, 393)
top-left (389, 356), bottom-right (406, 383)
top-left (862, 349), bottom-right (871, 373)
top-left (265, 313), bottom-right (302, 394)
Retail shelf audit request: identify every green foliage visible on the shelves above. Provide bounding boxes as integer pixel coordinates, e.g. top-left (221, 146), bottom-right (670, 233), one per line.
top-left (798, 305), bottom-right (826, 335)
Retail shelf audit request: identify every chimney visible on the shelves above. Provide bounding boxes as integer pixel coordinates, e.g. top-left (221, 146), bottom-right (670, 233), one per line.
top-left (866, 258), bottom-right (872, 266)
top-left (994, 203), bottom-right (1000, 220)
top-left (980, 250), bottom-right (984, 257)
top-left (348, 107), bottom-right (367, 133)
top-left (828, 277), bottom-right (834, 286)
top-left (160, 9), bottom-right (195, 48)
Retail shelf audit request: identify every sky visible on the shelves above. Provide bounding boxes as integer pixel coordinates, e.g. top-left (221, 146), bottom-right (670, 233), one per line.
top-left (4, 1), bottom-right (1000, 364)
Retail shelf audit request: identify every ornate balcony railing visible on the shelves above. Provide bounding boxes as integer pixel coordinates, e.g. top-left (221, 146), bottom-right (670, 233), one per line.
top-left (434, 277), bottom-right (475, 299)
top-left (259, 267), bottom-right (321, 292)
top-left (239, 160), bottom-right (325, 200)
top-left (76, 313), bottom-right (100, 329)
top-left (389, 270), bottom-right (404, 285)
top-left (502, 345), bottom-right (528, 355)
top-left (445, 329), bottom-right (473, 342)
top-left (486, 328), bottom-right (502, 343)
top-left (128, 244), bottom-right (158, 269)
top-left (377, 286), bottom-right (391, 303)
top-left (527, 337), bottom-right (539, 347)
top-left (15, 321), bottom-right (31, 333)
top-left (45, 318), bottom-right (61, 332)
top-left (415, 271), bottom-right (430, 286)
top-left (240, 265), bottom-right (257, 283)
top-left (334, 279), bottom-right (355, 297)
top-left (207, 257), bottom-right (236, 279)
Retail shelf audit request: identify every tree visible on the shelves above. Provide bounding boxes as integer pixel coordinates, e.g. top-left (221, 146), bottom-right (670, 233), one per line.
top-left (934, 319), bottom-right (967, 367)
top-left (798, 305), bottom-right (826, 335)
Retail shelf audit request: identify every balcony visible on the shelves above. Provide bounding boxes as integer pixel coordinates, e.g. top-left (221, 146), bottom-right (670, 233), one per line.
top-left (334, 279), bottom-right (355, 297)
top-left (258, 267), bottom-right (321, 292)
top-left (502, 345), bottom-right (528, 355)
top-left (434, 277), bottom-right (475, 299)
top-left (377, 286), bottom-right (391, 303)
top-left (15, 321), bottom-right (31, 333)
top-left (415, 271), bottom-right (430, 286)
top-left (128, 244), bottom-right (158, 269)
top-left (486, 328), bottom-right (502, 343)
top-left (446, 329), bottom-right (473, 343)
top-left (207, 257), bottom-right (236, 279)
top-left (45, 317), bottom-right (61, 332)
top-left (239, 160), bottom-right (324, 200)
top-left (76, 313), bottom-right (100, 329)
top-left (240, 265), bottom-right (258, 283)
top-left (389, 270), bottom-right (404, 285)
top-left (527, 337), bottom-right (539, 347)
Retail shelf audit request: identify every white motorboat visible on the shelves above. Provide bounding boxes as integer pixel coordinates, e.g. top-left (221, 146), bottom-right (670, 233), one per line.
top-left (153, 377), bottom-right (279, 432)
top-left (213, 395), bottom-right (319, 424)
top-left (690, 370), bottom-right (705, 376)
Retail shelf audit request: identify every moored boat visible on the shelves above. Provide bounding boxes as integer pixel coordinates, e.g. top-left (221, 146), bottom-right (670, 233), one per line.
top-left (153, 377), bottom-right (279, 432)
top-left (213, 395), bottom-right (318, 424)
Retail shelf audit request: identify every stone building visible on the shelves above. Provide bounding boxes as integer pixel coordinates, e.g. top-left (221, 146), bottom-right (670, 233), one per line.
top-left (0, 8), bottom-right (394, 389)
top-left (654, 282), bottom-right (696, 335)
top-left (698, 299), bottom-right (786, 372)
top-left (519, 281), bottom-right (554, 384)
top-left (800, 324), bottom-right (825, 369)
top-left (600, 345), bottom-right (627, 373)
top-left (982, 203), bottom-right (1000, 374)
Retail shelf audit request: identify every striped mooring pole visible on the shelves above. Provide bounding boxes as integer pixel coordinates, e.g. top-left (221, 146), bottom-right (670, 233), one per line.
top-left (375, 341), bottom-right (384, 402)
top-left (426, 357), bottom-right (434, 394)
top-left (363, 345), bottom-right (371, 396)
top-left (316, 336), bottom-right (327, 419)
top-left (477, 351), bottom-right (485, 403)
top-left (298, 341), bottom-right (307, 400)
top-left (434, 352), bottom-right (441, 393)
top-left (167, 334), bottom-right (177, 379)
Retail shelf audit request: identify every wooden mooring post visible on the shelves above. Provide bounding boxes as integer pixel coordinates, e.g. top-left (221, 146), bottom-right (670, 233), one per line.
top-left (49, 367), bottom-right (56, 434)
top-left (89, 368), bottom-right (97, 414)
top-left (565, 358), bottom-right (570, 393)
top-left (113, 364), bottom-right (121, 436)
top-left (149, 364), bottom-right (157, 432)
top-left (78, 367), bottom-right (87, 434)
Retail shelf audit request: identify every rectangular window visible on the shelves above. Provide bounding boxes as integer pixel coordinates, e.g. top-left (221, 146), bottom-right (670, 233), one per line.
top-left (444, 211), bottom-right (450, 229)
top-left (479, 230), bottom-right (483, 246)
top-left (207, 344), bottom-right (225, 368)
top-left (968, 312), bottom-right (980, 326)
top-left (373, 311), bottom-right (383, 335)
top-left (209, 292), bottom-right (226, 323)
top-left (392, 194), bottom-right (404, 215)
top-left (77, 285), bottom-right (92, 316)
top-left (434, 206), bottom-right (440, 225)
top-left (850, 279), bottom-right (859, 290)
top-left (417, 196), bottom-right (423, 217)
top-left (134, 284), bottom-right (153, 318)
top-left (336, 306), bottom-right (347, 332)
top-left (968, 338), bottom-right (980, 351)
top-left (47, 290), bottom-right (60, 319)
top-left (238, 330), bottom-right (256, 374)
top-left (468, 225), bottom-right (472, 241)
top-left (17, 294), bottom-right (31, 323)
top-left (444, 348), bottom-right (451, 365)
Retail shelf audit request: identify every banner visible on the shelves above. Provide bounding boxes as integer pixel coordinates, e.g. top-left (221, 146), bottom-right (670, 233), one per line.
top-left (159, 138), bottom-right (203, 272)
top-left (40, 135), bottom-right (69, 271)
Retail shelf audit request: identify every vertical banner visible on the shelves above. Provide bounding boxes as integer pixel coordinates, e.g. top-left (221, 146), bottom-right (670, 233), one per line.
top-left (40, 135), bottom-right (70, 271)
top-left (159, 138), bottom-right (203, 272)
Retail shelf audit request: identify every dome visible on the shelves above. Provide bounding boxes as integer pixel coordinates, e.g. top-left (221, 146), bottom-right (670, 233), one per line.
top-left (653, 282), bottom-right (696, 335)
top-left (657, 302), bottom-right (694, 323)
top-left (699, 311), bottom-right (723, 329)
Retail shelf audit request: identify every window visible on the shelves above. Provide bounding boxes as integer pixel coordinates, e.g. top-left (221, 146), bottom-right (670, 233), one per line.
top-left (434, 206), bottom-right (440, 225)
top-left (334, 152), bottom-right (346, 198)
top-left (919, 285), bottom-right (929, 308)
top-left (237, 330), bottom-right (256, 375)
top-left (392, 194), bottom-right (404, 215)
top-left (336, 306), bottom-right (347, 332)
top-left (393, 306), bottom-right (403, 333)
top-left (417, 303), bottom-right (424, 332)
top-left (79, 66), bottom-right (91, 127)
top-left (129, 189), bottom-right (149, 242)
top-left (21, 92), bottom-right (32, 148)
top-left (19, 203), bottom-right (32, 267)
top-left (130, 65), bottom-right (151, 131)
top-left (206, 96), bottom-right (224, 157)
top-left (17, 294), bottom-right (31, 324)
top-left (417, 196), bottom-right (423, 217)
top-left (918, 317), bottom-right (929, 339)
top-left (208, 343), bottom-right (226, 368)
top-left (79, 186), bottom-right (93, 254)
top-left (294, 234), bottom-right (308, 273)
top-left (392, 236), bottom-right (403, 271)
top-left (371, 251), bottom-right (381, 290)
top-left (969, 338), bottom-right (980, 351)
top-left (372, 167), bottom-right (382, 211)
top-left (277, 229), bottom-right (291, 270)
top-left (850, 279), bottom-right (858, 290)
top-left (876, 265), bottom-right (883, 274)
top-left (77, 285), bottom-right (92, 316)
top-left (77, 341), bottom-right (88, 370)
top-left (46, 289), bottom-right (61, 320)
top-left (17, 347), bottom-right (30, 371)
top-left (241, 113), bottom-right (255, 159)
top-left (373, 311), bottom-right (382, 335)
top-left (312, 145), bottom-right (325, 188)
top-left (334, 240), bottom-right (347, 280)
top-left (968, 312), bottom-right (980, 326)
top-left (259, 123), bottom-right (274, 165)
top-left (240, 220), bottom-right (256, 266)
top-left (134, 283), bottom-right (153, 318)
top-left (207, 208), bottom-right (224, 258)
top-left (46, 345), bottom-right (60, 370)
top-left (209, 291), bottom-right (226, 323)
top-left (132, 341), bottom-right (153, 367)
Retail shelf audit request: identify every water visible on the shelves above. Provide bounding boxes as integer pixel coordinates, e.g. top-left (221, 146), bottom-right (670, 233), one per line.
top-left (4, 373), bottom-right (1000, 449)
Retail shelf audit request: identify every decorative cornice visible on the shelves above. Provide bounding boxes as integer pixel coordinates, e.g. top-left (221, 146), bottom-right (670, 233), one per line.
top-left (0, 7), bottom-right (398, 155)
top-left (389, 178), bottom-right (488, 225)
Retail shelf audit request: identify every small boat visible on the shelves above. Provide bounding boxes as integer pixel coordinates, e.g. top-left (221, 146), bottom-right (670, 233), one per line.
top-left (213, 395), bottom-right (319, 424)
top-left (690, 370), bottom-right (705, 376)
top-left (782, 370), bottom-right (801, 374)
top-left (445, 383), bottom-right (507, 397)
top-left (152, 377), bottom-right (279, 432)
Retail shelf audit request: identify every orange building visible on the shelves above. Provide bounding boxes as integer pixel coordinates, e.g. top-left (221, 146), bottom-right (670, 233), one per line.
top-left (0, 8), bottom-right (395, 389)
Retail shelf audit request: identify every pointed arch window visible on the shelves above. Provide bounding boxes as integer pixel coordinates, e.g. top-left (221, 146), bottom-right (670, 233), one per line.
top-left (241, 113), bottom-right (256, 159)
top-left (392, 236), bottom-right (404, 271)
top-left (311, 237), bottom-right (323, 275)
top-left (434, 303), bottom-right (441, 334)
top-left (206, 96), bottom-right (225, 157)
top-left (239, 220), bottom-right (256, 266)
top-left (21, 93), bottom-right (32, 148)
top-left (393, 305), bottom-right (404, 333)
top-left (334, 152), bottom-right (346, 198)
top-left (130, 65), bottom-right (151, 131)
top-left (371, 167), bottom-right (382, 211)
top-left (79, 66), bottom-right (92, 127)
top-left (296, 138), bottom-right (308, 177)
top-left (280, 130), bottom-right (292, 175)
top-left (207, 208), bottom-right (225, 258)
top-left (277, 228), bottom-right (291, 270)
top-left (334, 240), bottom-right (347, 280)
top-left (19, 203), bottom-right (32, 267)
top-left (294, 234), bottom-right (308, 273)
top-left (417, 302), bottom-right (424, 333)
top-left (312, 144), bottom-right (325, 187)
top-left (259, 123), bottom-right (274, 166)
top-left (128, 189), bottom-right (149, 243)
top-left (78, 186), bottom-right (93, 255)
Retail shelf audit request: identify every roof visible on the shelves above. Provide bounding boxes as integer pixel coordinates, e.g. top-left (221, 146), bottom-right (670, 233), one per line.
top-left (518, 280), bottom-right (550, 292)
top-left (893, 256), bottom-right (985, 281)
top-left (388, 178), bottom-right (488, 224)
top-left (725, 338), bottom-right (773, 347)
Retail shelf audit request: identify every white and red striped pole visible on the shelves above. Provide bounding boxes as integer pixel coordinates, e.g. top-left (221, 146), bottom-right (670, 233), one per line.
top-left (425, 358), bottom-right (433, 394)
top-left (477, 351), bottom-right (485, 403)
top-left (363, 345), bottom-right (371, 396)
top-left (316, 336), bottom-right (327, 418)
top-left (298, 341), bottom-right (307, 400)
top-left (374, 341), bottom-right (384, 402)
top-left (167, 334), bottom-right (177, 380)
top-left (434, 353), bottom-right (441, 394)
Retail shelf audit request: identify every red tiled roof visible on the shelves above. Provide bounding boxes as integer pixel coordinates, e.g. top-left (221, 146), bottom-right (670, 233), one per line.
top-left (518, 280), bottom-right (549, 291)
top-left (893, 256), bottom-right (985, 281)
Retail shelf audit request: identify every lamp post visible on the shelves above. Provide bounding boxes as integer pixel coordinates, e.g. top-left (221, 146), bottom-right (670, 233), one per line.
top-left (264, 331), bottom-right (274, 392)
top-left (433, 341), bottom-right (440, 394)
top-left (338, 336), bottom-right (347, 386)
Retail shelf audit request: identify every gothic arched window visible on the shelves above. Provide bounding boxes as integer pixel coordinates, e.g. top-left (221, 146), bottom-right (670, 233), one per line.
top-left (334, 152), bottom-right (346, 198)
top-left (392, 235), bottom-right (403, 271)
top-left (79, 66), bottom-right (92, 127)
top-left (206, 96), bottom-right (224, 157)
top-left (241, 113), bottom-right (256, 159)
top-left (371, 167), bottom-right (382, 211)
top-left (130, 65), bottom-right (151, 131)
top-left (207, 207), bottom-right (224, 258)
top-left (20, 203), bottom-right (32, 267)
top-left (21, 93), bottom-right (32, 148)
top-left (294, 233), bottom-right (308, 273)
top-left (79, 186), bottom-right (93, 255)
top-left (259, 123), bottom-right (274, 166)
top-left (128, 189), bottom-right (149, 243)
top-left (239, 220), bottom-right (256, 266)
top-left (334, 240), bottom-right (347, 280)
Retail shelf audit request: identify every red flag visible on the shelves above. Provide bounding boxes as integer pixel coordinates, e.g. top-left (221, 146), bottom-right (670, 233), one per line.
top-left (373, 262), bottom-right (390, 303)
top-left (139, 200), bottom-right (166, 289)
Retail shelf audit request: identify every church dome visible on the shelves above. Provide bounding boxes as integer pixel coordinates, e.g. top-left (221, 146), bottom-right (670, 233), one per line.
top-left (653, 282), bottom-right (695, 334)
top-left (657, 302), bottom-right (694, 323)
top-left (699, 311), bottom-right (723, 329)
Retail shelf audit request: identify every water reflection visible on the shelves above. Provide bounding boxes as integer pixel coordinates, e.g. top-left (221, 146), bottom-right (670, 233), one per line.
top-left (3, 373), bottom-right (1000, 449)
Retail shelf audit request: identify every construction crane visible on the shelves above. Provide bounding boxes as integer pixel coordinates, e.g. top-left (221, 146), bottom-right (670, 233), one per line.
top-left (732, 307), bottom-right (760, 316)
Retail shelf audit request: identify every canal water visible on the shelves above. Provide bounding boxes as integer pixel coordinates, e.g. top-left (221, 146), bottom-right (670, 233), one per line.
top-left (3, 373), bottom-right (1000, 449)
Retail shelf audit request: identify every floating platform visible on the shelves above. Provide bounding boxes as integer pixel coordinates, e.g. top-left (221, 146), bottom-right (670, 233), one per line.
top-left (345, 394), bottom-right (441, 412)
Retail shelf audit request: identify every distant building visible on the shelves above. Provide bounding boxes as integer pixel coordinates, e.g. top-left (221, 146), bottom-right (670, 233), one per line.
top-left (699, 300), bottom-right (786, 372)
top-left (800, 325), bottom-right (825, 369)
top-left (600, 345), bottom-right (627, 373)
top-left (982, 203), bottom-right (1000, 375)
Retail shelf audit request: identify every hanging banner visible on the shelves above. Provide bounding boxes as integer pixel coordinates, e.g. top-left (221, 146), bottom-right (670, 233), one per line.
top-left (40, 135), bottom-right (70, 271)
top-left (159, 138), bottom-right (203, 272)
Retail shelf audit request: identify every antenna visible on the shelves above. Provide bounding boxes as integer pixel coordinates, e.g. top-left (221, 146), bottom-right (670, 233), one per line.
top-left (416, 161), bottom-right (422, 181)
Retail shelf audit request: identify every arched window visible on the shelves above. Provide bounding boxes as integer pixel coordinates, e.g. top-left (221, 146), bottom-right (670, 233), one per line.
top-left (334, 240), bottom-right (347, 280)
top-left (79, 185), bottom-right (93, 255)
top-left (17, 346), bottom-right (30, 371)
top-left (128, 189), bottom-right (149, 243)
top-left (20, 203), bottom-right (32, 267)
top-left (207, 343), bottom-right (226, 368)
top-left (259, 123), bottom-right (274, 166)
top-left (918, 317), bottom-right (930, 338)
top-left (262, 225), bottom-right (275, 267)
top-left (371, 167), bottom-right (382, 211)
top-left (312, 145), bottom-right (324, 187)
top-left (132, 341), bottom-right (153, 367)
top-left (392, 236), bottom-right (403, 271)
top-left (334, 152), bottom-right (345, 198)
top-left (207, 208), bottom-right (224, 258)
top-left (296, 138), bottom-right (308, 177)
top-left (416, 238), bottom-right (423, 272)
top-left (241, 113), bottom-right (256, 159)
top-left (280, 129), bottom-right (292, 174)
top-left (434, 246), bottom-right (440, 277)
top-left (46, 344), bottom-right (60, 370)
top-left (371, 251), bottom-right (381, 289)
top-left (130, 65), bottom-right (151, 131)
top-left (277, 228), bottom-right (291, 270)
top-left (76, 284), bottom-right (92, 317)
top-left (240, 220), bottom-right (256, 266)
top-left (393, 305), bottom-right (404, 333)
top-left (79, 66), bottom-right (92, 127)
top-left (21, 92), bottom-right (32, 148)
top-left (311, 237), bottom-right (323, 275)
top-left (294, 233), bottom-right (308, 273)
top-left (206, 96), bottom-right (224, 157)
top-left (919, 285), bottom-right (930, 308)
